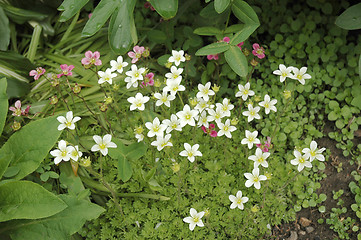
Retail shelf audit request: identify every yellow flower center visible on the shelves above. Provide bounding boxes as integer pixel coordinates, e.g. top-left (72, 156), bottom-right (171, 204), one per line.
top-left (99, 143), bottom-right (106, 150)
top-left (72, 151), bottom-right (78, 157)
top-left (185, 114), bottom-right (191, 120)
top-left (135, 53), bottom-right (141, 59)
top-left (237, 198), bottom-right (243, 204)
top-left (296, 74), bottom-right (302, 80)
top-left (243, 89), bottom-right (249, 95)
top-left (61, 150), bottom-right (67, 157)
top-left (188, 152), bottom-right (193, 157)
top-left (66, 121), bottom-right (72, 127)
top-left (14, 109), bottom-right (22, 116)
top-left (310, 151), bottom-right (316, 157)
top-left (299, 157), bottom-right (305, 163)
top-left (153, 126), bottom-right (160, 132)
top-left (264, 103), bottom-right (269, 108)
top-left (224, 126), bottom-right (229, 131)
top-left (134, 72), bottom-right (139, 78)
top-left (249, 137), bottom-right (254, 142)
top-left (250, 110), bottom-right (255, 116)
top-left (173, 74), bottom-right (179, 79)
top-left (258, 157), bottom-right (264, 163)
top-left (193, 217), bottom-right (199, 223)
top-left (254, 176), bottom-right (260, 182)
top-left (282, 72), bottom-right (287, 77)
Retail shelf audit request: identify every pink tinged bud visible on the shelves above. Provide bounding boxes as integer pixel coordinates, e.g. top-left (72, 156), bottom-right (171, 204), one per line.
top-left (210, 130), bottom-right (218, 137)
top-left (29, 67), bottom-right (46, 80)
top-left (209, 123), bottom-right (215, 129)
top-left (201, 126), bottom-right (207, 134)
top-left (88, 13), bottom-right (92, 19)
top-left (207, 54), bottom-right (219, 60)
top-left (223, 37), bottom-right (230, 43)
top-left (237, 42), bottom-right (244, 50)
top-left (256, 143), bottom-right (262, 148)
top-left (23, 105), bottom-right (31, 115)
top-left (263, 147), bottom-right (269, 152)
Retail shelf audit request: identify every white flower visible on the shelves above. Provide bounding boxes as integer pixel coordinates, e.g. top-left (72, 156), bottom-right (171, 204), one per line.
top-left (241, 130), bottom-right (260, 149)
top-left (244, 168), bottom-right (267, 189)
top-left (242, 104), bottom-right (261, 122)
top-left (196, 82), bottom-right (215, 102)
top-left (291, 150), bottom-right (312, 172)
top-left (176, 104), bottom-right (198, 127)
top-left (50, 140), bottom-right (73, 164)
top-left (168, 50), bottom-right (186, 66)
top-left (259, 94), bottom-right (277, 114)
top-left (162, 114), bottom-right (182, 133)
top-left (197, 110), bottom-right (212, 128)
top-left (98, 68), bottom-right (117, 84)
top-left (127, 93), bottom-right (150, 111)
top-left (272, 64), bottom-right (294, 82)
top-left (217, 119), bottom-right (237, 138)
top-left (151, 133), bottom-right (173, 151)
top-left (235, 82), bottom-right (255, 101)
top-left (135, 133), bottom-right (144, 142)
top-left (125, 64), bottom-right (145, 82)
top-left (145, 117), bottom-right (167, 137)
top-left (69, 145), bottom-right (83, 161)
top-left (216, 98), bottom-right (234, 117)
top-left (179, 143), bottom-right (202, 162)
top-left (110, 56), bottom-right (128, 73)
top-left (91, 134), bottom-right (117, 156)
top-left (163, 78), bottom-right (185, 95)
top-left (124, 76), bottom-right (138, 89)
top-left (302, 141), bottom-right (326, 162)
top-left (229, 190), bottom-right (249, 210)
top-left (194, 98), bottom-right (214, 112)
top-left (165, 66), bottom-right (183, 81)
top-left (57, 111), bottom-right (81, 130)
top-left (183, 208), bottom-right (205, 231)
top-left (154, 91), bottom-right (175, 107)
top-left (248, 148), bottom-right (270, 168)
top-left (207, 106), bottom-right (225, 124)
top-left (291, 67), bottom-right (311, 85)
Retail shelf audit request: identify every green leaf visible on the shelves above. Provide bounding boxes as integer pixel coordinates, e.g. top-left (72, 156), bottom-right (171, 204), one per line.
top-left (0, 78), bottom-right (7, 136)
top-left (0, 4), bottom-right (48, 25)
top-left (229, 24), bottom-right (258, 45)
top-left (193, 27), bottom-right (222, 36)
top-left (224, 45), bottom-right (248, 77)
top-left (108, 139), bottom-right (147, 182)
top-left (59, 163), bottom-right (86, 196)
top-left (147, 30), bottom-right (167, 44)
top-left (231, 0), bottom-right (260, 25)
top-left (149, 0), bottom-right (178, 20)
top-left (195, 42), bottom-right (230, 56)
top-left (351, 95), bottom-right (361, 109)
top-left (81, 0), bottom-right (117, 37)
top-left (335, 3), bottom-right (361, 30)
top-left (0, 115), bottom-right (62, 180)
top-left (1, 195), bottom-right (104, 240)
top-left (108, 0), bottom-right (137, 55)
top-left (0, 7), bottom-right (10, 51)
top-left (58, 0), bottom-right (89, 22)
top-left (0, 181), bottom-right (67, 222)
top-left (318, 206), bottom-right (326, 213)
top-left (319, 193), bottom-right (327, 202)
top-left (214, 0), bottom-right (230, 14)
top-left (328, 111), bottom-right (338, 121)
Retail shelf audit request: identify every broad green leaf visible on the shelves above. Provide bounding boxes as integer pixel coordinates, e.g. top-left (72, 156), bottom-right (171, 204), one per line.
top-left (224, 24), bottom-right (244, 33)
top-left (0, 78), bottom-right (7, 136)
top-left (1, 195), bottom-right (105, 240)
top-left (232, 0), bottom-right (260, 25)
top-left (118, 157), bottom-right (132, 182)
top-left (149, 0), bottom-right (178, 20)
top-left (81, 0), bottom-right (117, 37)
top-left (351, 95), bottom-right (361, 109)
top-left (108, 139), bottom-right (147, 182)
top-left (0, 115), bottom-right (62, 180)
top-left (108, 0), bottom-right (137, 54)
top-left (229, 24), bottom-right (259, 45)
top-left (0, 7), bottom-right (10, 51)
top-left (58, 0), bottom-right (89, 22)
top-left (0, 181), bottom-right (67, 222)
top-left (147, 30), bottom-right (167, 43)
top-left (214, 0), bottom-right (230, 14)
top-left (335, 3), bottom-right (361, 30)
top-left (224, 45), bottom-right (248, 77)
top-left (195, 42), bottom-right (230, 56)
top-left (193, 27), bottom-right (222, 36)
top-left (157, 54), bottom-right (171, 66)
top-left (0, 4), bottom-right (48, 24)
top-left (59, 163), bottom-right (86, 196)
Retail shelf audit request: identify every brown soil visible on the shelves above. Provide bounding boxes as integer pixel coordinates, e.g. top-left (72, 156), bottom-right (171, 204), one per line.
top-left (270, 122), bottom-right (360, 240)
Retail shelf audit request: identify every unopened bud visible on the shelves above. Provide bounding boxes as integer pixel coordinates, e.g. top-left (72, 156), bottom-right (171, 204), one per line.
top-left (79, 156), bottom-right (91, 167)
top-left (250, 58), bottom-right (259, 67)
top-left (134, 126), bottom-right (144, 134)
top-left (51, 79), bottom-right (60, 87)
top-left (104, 96), bottom-right (113, 105)
top-left (230, 117), bottom-right (239, 125)
top-left (185, 53), bottom-right (191, 61)
top-left (204, 208), bottom-right (210, 217)
top-left (254, 95), bottom-right (261, 102)
top-left (11, 121), bottom-right (21, 131)
top-left (189, 98), bottom-right (198, 107)
top-left (99, 103), bottom-right (108, 112)
top-left (165, 61), bottom-right (172, 68)
top-left (251, 205), bottom-right (260, 213)
top-left (49, 96), bottom-right (58, 105)
top-left (142, 47), bottom-right (150, 58)
top-left (170, 162), bottom-right (180, 173)
top-left (265, 172), bottom-right (272, 180)
top-left (113, 84), bottom-right (120, 91)
top-left (283, 90), bottom-right (291, 99)
top-left (154, 79), bottom-right (162, 87)
top-left (212, 84), bottom-right (220, 93)
top-left (243, 48), bottom-right (250, 56)
top-left (73, 83), bottom-right (81, 94)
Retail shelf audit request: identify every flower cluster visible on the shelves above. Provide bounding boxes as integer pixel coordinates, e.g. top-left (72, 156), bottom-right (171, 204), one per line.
top-left (291, 141), bottom-right (325, 172)
top-left (273, 64), bottom-right (312, 85)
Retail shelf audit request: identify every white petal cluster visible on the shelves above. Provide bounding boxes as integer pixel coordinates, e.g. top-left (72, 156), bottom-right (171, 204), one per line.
top-left (229, 191), bottom-right (249, 210)
top-left (91, 134), bottom-right (117, 156)
top-left (244, 168), bottom-right (267, 189)
top-left (98, 69), bottom-right (117, 84)
top-left (168, 50), bottom-right (186, 66)
top-left (183, 208), bottom-right (205, 231)
top-left (179, 143), bottom-right (202, 162)
top-left (235, 82), bottom-right (254, 101)
top-left (241, 130), bottom-right (260, 149)
top-left (57, 111), bottom-right (81, 131)
top-left (259, 94), bottom-right (277, 114)
top-left (127, 93), bottom-right (150, 111)
top-left (242, 104), bottom-right (261, 122)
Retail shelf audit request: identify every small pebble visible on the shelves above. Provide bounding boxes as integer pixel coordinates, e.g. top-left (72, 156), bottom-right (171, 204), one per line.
top-left (287, 231), bottom-right (298, 240)
top-left (300, 217), bottom-right (312, 227)
top-left (306, 226), bottom-right (315, 233)
top-left (295, 223), bottom-right (301, 230)
top-left (299, 230), bottom-right (306, 235)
